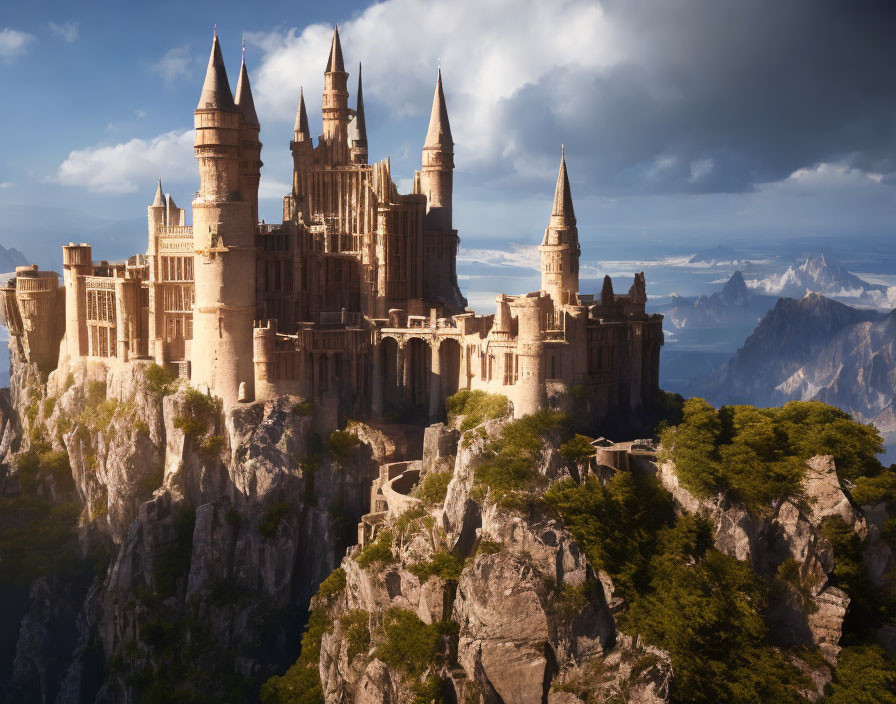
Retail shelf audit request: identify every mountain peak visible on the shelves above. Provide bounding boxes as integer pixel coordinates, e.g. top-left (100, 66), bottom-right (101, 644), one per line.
top-left (720, 270), bottom-right (748, 302)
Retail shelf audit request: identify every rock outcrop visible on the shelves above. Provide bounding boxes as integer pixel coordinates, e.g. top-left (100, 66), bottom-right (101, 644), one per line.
top-left (315, 416), bottom-right (672, 704)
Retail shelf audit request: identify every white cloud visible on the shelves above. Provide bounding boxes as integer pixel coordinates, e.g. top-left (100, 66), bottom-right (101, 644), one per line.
top-left (150, 46), bottom-right (192, 83)
top-left (54, 129), bottom-right (195, 193)
top-left (135, 108), bottom-right (147, 118)
top-left (0, 28), bottom-right (36, 59)
top-left (258, 178), bottom-right (291, 201)
top-left (0, 182), bottom-right (13, 189)
top-left (247, 0), bottom-right (619, 169)
top-left (49, 21), bottom-right (79, 43)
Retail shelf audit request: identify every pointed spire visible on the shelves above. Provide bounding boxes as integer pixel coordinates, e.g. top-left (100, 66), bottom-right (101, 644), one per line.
top-left (326, 24), bottom-right (345, 73)
top-left (355, 63), bottom-right (367, 147)
top-left (234, 40), bottom-right (259, 124)
top-left (601, 275), bottom-right (615, 306)
top-left (424, 67), bottom-right (453, 148)
top-left (551, 145), bottom-right (575, 221)
top-left (294, 87), bottom-right (310, 138)
top-left (152, 178), bottom-right (165, 207)
top-left (197, 28), bottom-right (235, 110)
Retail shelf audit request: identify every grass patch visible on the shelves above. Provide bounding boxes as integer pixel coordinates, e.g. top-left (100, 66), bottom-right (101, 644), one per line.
top-left (411, 470), bottom-right (452, 506)
top-left (445, 389), bottom-right (510, 431)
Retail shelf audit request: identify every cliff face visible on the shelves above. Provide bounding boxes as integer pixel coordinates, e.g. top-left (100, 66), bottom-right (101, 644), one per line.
top-left (0, 345), bottom-right (386, 703)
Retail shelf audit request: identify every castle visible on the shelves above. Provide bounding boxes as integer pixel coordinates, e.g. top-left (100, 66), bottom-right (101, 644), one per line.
top-left (1, 28), bottom-right (663, 423)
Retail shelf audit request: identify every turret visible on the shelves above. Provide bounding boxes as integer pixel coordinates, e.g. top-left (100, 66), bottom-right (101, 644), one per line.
top-left (539, 146), bottom-right (580, 306)
top-left (420, 68), bottom-right (454, 232)
top-left (290, 87), bottom-right (313, 202)
top-left (235, 39), bottom-right (263, 219)
top-left (191, 28), bottom-right (257, 406)
top-left (147, 178), bottom-right (166, 255)
top-left (349, 63), bottom-right (368, 165)
top-left (321, 24), bottom-right (349, 163)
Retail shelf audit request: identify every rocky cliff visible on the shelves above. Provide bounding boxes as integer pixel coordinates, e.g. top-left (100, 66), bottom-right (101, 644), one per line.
top-left (0, 343), bottom-right (400, 703)
top-left (265, 399), bottom-right (896, 703)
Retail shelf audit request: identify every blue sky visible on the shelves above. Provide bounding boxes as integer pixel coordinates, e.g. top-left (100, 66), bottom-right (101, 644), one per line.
top-left (2, 0), bottom-right (896, 306)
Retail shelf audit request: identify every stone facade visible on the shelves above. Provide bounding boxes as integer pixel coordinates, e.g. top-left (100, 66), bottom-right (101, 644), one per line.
top-left (4, 27), bottom-right (663, 421)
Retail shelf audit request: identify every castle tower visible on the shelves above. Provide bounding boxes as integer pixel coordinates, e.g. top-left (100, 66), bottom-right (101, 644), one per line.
top-left (235, 40), bottom-right (263, 220)
top-left (539, 146), bottom-right (580, 306)
top-left (321, 25), bottom-right (349, 164)
top-left (420, 68), bottom-right (454, 232)
top-left (349, 63), bottom-right (368, 165)
top-left (191, 28), bottom-right (258, 406)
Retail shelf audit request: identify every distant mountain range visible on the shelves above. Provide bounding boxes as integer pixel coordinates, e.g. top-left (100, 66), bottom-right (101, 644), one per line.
top-left (747, 254), bottom-right (895, 308)
top-left (699, 294), bottom-right (896, 433)
top-left (654, 270), bottom-right (779, 351)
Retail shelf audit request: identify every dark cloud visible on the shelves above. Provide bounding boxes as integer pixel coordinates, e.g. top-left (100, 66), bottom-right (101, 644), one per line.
top-left (493, 0), bottom-right (896, 195)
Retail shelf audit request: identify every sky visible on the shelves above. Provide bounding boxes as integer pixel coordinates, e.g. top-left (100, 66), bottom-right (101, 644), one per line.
top-left (2, 0), bottom-right (896, 301)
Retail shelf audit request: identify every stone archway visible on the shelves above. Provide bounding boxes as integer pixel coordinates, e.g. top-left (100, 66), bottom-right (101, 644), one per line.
top-left (405, 337), bottom-right (430, 411)
top-left (439, 338), bottom-right (461, 400)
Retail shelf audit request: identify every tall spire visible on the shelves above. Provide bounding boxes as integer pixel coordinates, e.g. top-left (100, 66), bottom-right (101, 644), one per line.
top-left (424, 68), bottom-right (453, 147)
top-left (197, 28), bottom-right (235, 110)
top-left (326, 24), bottom-right (345, 73)
top-left (234, 39), bottom-right (259, 124)
top-left (355, 63), bottom-right (367, 147)
top-left (294, 87), bottom-right (310, 138)
top-left (152, 178), bottom-right (165, 207)
top-left (551, 145), bottom-right (575, 222)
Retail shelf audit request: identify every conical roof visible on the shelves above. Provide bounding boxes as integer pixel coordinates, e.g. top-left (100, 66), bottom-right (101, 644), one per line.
top-left (197, 29), bottom-right (235, 111)
top-left (294, 87), bottom-right (310, 138)
top-left (325, 24), bottom-right (345, 73)
top-left (234, 42), bottom-right (259, 124)
top-left (551, 146), bottom-right (575, 221)
top-left (354, 63), bottom-right (367, 146)
top-left (424, 68), bottom-right (453, 148)
top-left (152, 178), bottom-right (165, 207)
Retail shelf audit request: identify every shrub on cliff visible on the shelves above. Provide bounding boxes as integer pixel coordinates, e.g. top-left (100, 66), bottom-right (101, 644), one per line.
top-left (545, 471), bottom-right (675, 598)
top-left (826, 645), bottom-right (896, 704)
top-left (445, 389), bottom-right (510, 431)
top-left (625, 518), bottom-right (809, 704)
top-left (660, 399), bottom-right (884, 513)
top-left (472, 409), bottom-right (568, 508)
top-left (327, 430), bottom-right (359, 467)
top-left (173, 388), bottom-right (219, 438)
top-left (144, 363), bottom-right (176, 395)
